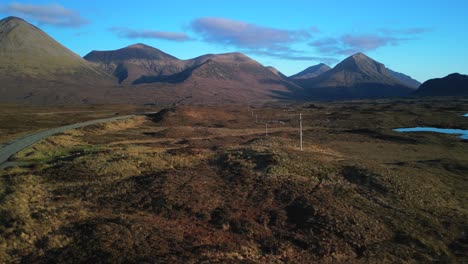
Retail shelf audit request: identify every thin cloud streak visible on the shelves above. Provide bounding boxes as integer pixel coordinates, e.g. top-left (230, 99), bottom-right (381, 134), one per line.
top-left (191, 17), bottom-right (312, 50)
top-left (340, 34), bottom-right (402, 51)
top-left (378, 27), bottom-right (432, 35)
top-left (247, 50), bottom-right (339, 64)
top-left (309, 27), bottom-right (430, 55)
top-left (110, 27), bottom-right (191, 42)
top-left (190, 17), bottom-right (322, 62)
top-left (0, 2), bottom-right (89, 27)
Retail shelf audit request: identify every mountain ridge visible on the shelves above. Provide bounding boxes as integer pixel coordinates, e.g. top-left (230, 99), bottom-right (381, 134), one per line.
top-left (294, 53), bottom-right (415, 100)
top-left (83, 45), bottom-right (265, 85)
top-left (386, 68), bottom-right (421, 89)
top-left (290, 63), bottom-right (331, 79)
top-left (415, 73), bottom-right (468, 96)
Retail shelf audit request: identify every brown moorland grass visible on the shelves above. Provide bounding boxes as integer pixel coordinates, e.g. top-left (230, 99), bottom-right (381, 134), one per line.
top-left (0, 103), bottom-right (156, 145)
top-left (0, 98), bottom-right (467, 263)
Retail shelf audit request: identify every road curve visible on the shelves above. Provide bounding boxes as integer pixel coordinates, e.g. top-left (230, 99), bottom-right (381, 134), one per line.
top-left (0, 115), bottom-right (135, 169)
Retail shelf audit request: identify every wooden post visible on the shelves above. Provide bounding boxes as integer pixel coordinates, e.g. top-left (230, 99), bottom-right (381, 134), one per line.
top-left (300, 113), bottom-right (303, 151)
top-left (265, 123), bottom-right (268, 137)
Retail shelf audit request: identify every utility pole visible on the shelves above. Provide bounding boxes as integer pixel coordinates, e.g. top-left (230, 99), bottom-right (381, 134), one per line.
top-left (256, 114), bottom-right (258, 123)
top-left (300, 113), bottom-right (303, 151)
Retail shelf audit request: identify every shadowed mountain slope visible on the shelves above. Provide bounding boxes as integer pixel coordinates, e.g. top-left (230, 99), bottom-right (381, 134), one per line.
top-left (415, 73), bottom-right (468, 96)
top-left (290, 63), bottom-right (331, 79)
top-left (386, 68), bottom-right (421, 89)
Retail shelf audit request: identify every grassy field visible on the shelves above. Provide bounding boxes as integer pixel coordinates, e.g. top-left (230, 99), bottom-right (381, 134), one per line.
top-left (0, 98), bottom-right (467, 263)
top-left (0, 103), bottom-right (157, 145)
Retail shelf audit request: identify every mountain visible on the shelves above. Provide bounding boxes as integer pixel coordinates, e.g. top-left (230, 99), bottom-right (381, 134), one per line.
top-left (415, 73), bottom-right (468, 96)
top-left (290, 63), bottom-right (331, 79)
top-left (84, 45), bottom-right (298, 98)
top-left (0, 16), bottom-right (113, 103)
top-left (295, 53), bottom-right (416, 100)
top-left (84, 44), bottom-right (186, 84)
top-left (0, 16), bottom-right (110, 82)
top-left (131, 52), bottom-right (303, 103)
top-left (386, 68), bottom-right (421, 89)
top-left (84, 43), bottom-right (303, 103)
top-left (266, 66), bottom-right (287, 79)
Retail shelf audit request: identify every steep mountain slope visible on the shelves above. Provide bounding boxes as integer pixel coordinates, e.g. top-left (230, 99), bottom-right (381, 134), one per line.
top-left (0, 16), bottom-right (110, 82)
top-left (415, 73), bottom-right (468, 96)
top-left (290, 63), bottom-right (331, 79)
top-left (296, 53), bottom-right (415, 100)
top-left (386, 68), bottom-right (421, 89)
top-left (266, 66), bottom-right (288, 79)
top-left (0, 16), bottom-right (114, 104)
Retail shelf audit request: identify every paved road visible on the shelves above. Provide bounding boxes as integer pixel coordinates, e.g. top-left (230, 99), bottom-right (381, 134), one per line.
top-left (0, 115), bottom-right (135, 170)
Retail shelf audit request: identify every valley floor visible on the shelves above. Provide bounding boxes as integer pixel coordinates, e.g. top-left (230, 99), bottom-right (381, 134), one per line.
top-left (0, 98), bottom-right (467, 263)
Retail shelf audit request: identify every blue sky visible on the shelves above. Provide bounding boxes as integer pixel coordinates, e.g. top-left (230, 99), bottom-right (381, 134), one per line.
top-left (1, 0), bottom-right (467, 82)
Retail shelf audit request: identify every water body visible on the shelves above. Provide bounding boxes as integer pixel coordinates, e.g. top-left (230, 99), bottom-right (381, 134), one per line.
top-left (394, 127), bottom-right (468, 140)
top-left (464, 113), bottom-right (468, 117)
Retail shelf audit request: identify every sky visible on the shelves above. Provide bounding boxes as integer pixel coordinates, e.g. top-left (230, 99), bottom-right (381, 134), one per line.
top-left (0, 0), bottom-right (467, 82)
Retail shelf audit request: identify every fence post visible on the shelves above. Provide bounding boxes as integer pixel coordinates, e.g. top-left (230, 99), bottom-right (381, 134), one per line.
top-left (300, 113), bottom-right (303, 151)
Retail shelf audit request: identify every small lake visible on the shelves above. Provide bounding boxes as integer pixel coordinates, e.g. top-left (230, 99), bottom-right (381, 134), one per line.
top-left (394, 127), bottom-right (468, 140)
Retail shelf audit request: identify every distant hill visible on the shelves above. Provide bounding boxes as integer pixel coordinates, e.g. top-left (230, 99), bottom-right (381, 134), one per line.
top-left (290, 63), bottom-right (331, 79)
top-left (295, 53), bottom-right (415, 100)
top-left (386, 68), bottom-right (421, 89)
top-left (415, 73), bottom-right (468, 96)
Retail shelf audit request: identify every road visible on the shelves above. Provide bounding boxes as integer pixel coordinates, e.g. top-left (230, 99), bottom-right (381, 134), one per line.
top-left (0, 115), bottom-right (135, 170)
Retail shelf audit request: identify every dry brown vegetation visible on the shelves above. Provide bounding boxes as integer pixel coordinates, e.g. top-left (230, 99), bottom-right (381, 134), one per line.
top-left (0, 104), bottom-right (151, 145)
top-left (1, 99), bottom-right (467, 263)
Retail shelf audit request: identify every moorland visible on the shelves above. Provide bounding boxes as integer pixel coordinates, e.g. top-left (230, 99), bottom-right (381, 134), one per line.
top-left (0, 98), bottom-right (467, 263)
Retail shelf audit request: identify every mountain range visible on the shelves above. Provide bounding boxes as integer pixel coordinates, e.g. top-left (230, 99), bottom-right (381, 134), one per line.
top-left (0, 16), bottom-right (464, 104)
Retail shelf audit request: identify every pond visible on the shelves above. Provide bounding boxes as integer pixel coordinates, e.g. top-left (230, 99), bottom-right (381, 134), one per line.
top-left (394, 127), bottom-right (468, 140)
